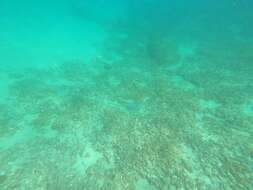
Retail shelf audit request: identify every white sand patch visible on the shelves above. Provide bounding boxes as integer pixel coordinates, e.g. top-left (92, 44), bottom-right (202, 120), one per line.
top-left (168, 42), bottom-right (197, 70)
top-left (243, 100), bottom-right (253, 117)
top-left (0, 125), bottom-right (37, 150)
top-left (74, 143), bottom-right (102, 174)
top-left (180, 144), bottom-right (212, 185)
top-left (199, 99), bottom-right (221, 110)
top-left (195, 112), bottom-right (219, 142)
top-left (170, 75), bottom-right (196, 91)
top-left (135, 178), bottom-right (158, 190)
top-left (178, 43), bottom-right (197, 58)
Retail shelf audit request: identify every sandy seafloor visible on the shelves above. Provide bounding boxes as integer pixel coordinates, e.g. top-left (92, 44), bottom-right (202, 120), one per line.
top-left (0, 1), bottom-right (253, 190)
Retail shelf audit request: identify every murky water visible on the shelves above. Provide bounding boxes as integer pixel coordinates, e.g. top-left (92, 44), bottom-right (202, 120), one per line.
top-left (0, 1), bottom-right (252, 189)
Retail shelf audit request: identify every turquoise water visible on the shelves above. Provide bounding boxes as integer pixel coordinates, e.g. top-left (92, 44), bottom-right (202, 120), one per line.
top-left (0, 1), bottom-right (252, 189)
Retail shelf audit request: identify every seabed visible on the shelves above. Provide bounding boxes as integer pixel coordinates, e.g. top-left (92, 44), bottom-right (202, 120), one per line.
top-left (0, 1), bottom-right (252, 190)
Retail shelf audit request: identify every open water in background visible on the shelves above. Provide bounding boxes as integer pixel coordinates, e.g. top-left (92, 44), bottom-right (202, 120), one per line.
top-left (0, 1), bottom-right (252, 189)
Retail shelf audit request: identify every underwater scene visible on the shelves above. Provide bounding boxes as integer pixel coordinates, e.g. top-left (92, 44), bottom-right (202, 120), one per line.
top-left (0, 0), bottom-right (252, 189)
